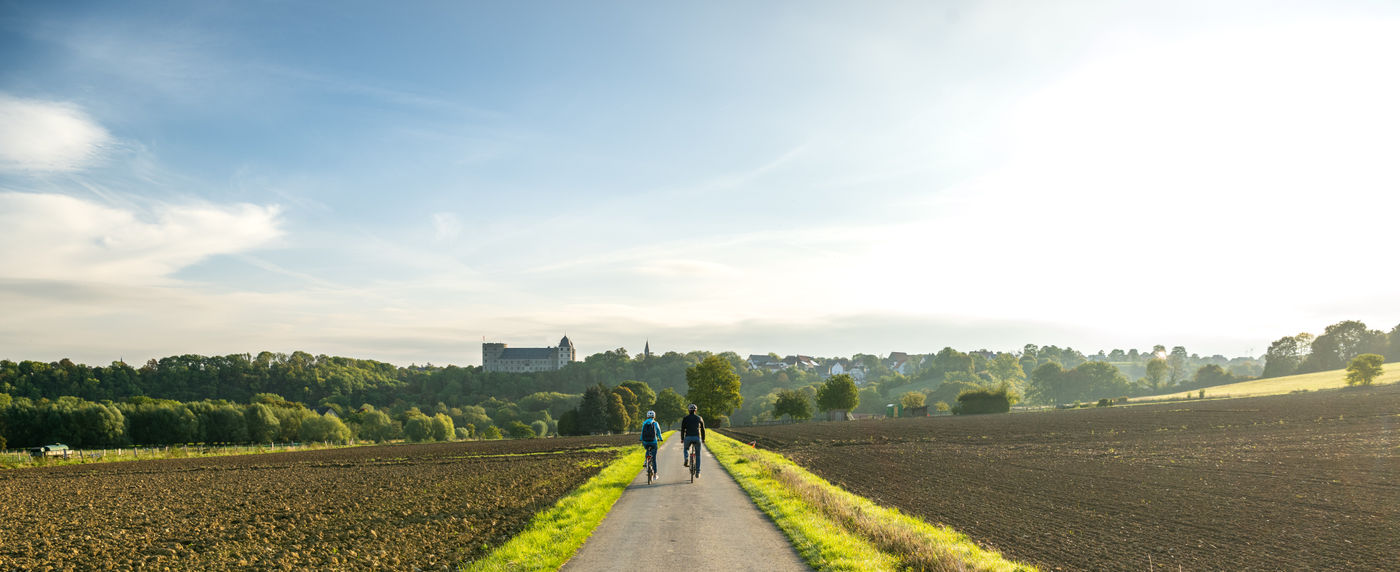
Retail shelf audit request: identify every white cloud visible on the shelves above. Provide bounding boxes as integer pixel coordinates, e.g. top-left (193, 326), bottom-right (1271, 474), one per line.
top-left (0, 192), bottom-right (283, 284)
top-left (0, 94), bottom-right (113, 172)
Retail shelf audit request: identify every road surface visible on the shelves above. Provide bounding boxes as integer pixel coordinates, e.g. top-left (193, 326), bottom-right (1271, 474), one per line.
top-left (562, 434), bottom-right (810, 571)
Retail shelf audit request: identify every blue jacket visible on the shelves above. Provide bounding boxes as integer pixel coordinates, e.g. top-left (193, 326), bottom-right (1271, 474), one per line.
top-left (639, 418), bottom-right (661, 445)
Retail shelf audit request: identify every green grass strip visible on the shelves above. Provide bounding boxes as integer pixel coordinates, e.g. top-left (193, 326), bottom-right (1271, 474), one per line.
top-left (709, 431), bottom-right (1036, 572)
top-left (462, 431), bottom-right (671, 571)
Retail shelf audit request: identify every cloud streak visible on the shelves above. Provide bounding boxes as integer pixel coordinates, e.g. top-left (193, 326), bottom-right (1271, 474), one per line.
top-left (0, 192), bottom-right (283, 284)
top-left (0, 94), bottom-right (113, 172)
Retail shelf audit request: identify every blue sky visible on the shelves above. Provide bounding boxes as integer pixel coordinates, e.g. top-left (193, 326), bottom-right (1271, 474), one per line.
top-left (3, 1), bottom-right (1398, 366)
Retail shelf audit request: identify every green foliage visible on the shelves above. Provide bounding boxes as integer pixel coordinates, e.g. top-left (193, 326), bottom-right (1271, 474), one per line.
top-left (506, 420), bottom-right (536, 439)
top-left (611, 386), bottom-right (640, 431)
top-left (1345, 354), bottom-right (1385, 386)
top-left (454, 427), bottom-right (471, 440)
top-left (576, 384), bottom-right (611, 435)
top-left (358, 409), bottom-right (394, 442)
top-left (652, 388), bottom-right (687, 428)
top-left (899, 391), bottom-right (926, 410)
top-left (479, 425), bottom-right (502, 440)
top-left (1143, 358), bottom-right (1169, 391)
top-left (244, 403), bottom-right (280, 444)
top-left (815, 374), bottom-right (859, 414)
top-left (686, 355), bottom-right (743, 419)
top-left (530, 419), bottom-right (549, 438)
top-left (772, 389), bottom-right (812, 421)
top-left (952, 387), bottom-right (1013, 415)
top-left (300, 414), bottom-right (352, 443)
top-left (1193, 364), bottom-right (1234, 387)
top-left (606, 393), bottom-right (629, 433)
top-left (617, 380), bottom-right (656, 413)
top-left (403, 414), bottom-right (434, 442)
top-left (431, 413), bottom-right (455, 441)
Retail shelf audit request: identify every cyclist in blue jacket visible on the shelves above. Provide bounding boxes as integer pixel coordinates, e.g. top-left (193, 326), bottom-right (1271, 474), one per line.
top-left (639, 410), bottom-right (662, 477)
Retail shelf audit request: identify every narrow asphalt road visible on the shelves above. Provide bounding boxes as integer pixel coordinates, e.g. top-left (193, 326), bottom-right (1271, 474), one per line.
top-left (562, 434), bottom-right (810, 571)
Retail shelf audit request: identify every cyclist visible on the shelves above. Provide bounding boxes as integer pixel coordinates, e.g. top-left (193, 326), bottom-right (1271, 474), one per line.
top-left (679, 403), bottom-right (706, 476)
top-left (639, 410), bottom-right (661, 477)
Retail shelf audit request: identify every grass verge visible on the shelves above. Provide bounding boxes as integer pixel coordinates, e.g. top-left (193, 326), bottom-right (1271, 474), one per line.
top-left (708, 431), bottom-right (1035, 572)
top-left (462, 432), bottom-right (670, 571)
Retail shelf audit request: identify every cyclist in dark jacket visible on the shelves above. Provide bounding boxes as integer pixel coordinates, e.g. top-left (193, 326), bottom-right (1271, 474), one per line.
top-left (679, 403), bottom-right (705, 475)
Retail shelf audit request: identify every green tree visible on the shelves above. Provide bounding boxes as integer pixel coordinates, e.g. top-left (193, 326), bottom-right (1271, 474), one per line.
top-left (576, 384), bottom-right (611, 435)
top-left (618, 380), bottom-right (656, 413)
top-left (1302, 320), bottom-right (1388, 372)
top-left (1345, 354), bottom-right (1385, 386)
top-left (1387, 323), bottom-right (1400, 362)
top-left (606, 393), bottom-right (629, 433)
top-left (686, 355), bottom-right (743, 419)
top-left (612, 386), bottom-right (640, 431)
top-left (653, 388), bottom-right (687, 428)
top-left (403, 414), bottom-right (434, 442)
top-left (244, 403), bottom-right (279, 444)
top-left (899, 391), bottom-right (926, 410)
top-left (1193, 364), bottom-right (1234, 388)
top-left (431, 413), bottom-right (455, 441)
top-left (1144, 358), bottom-right (1170, 392)
top-left (359, 409), bottom-right (394, 442)
top-left (479, 425), bottom-right (502, 439)
top-left (300, 414), bottom-right (352, 443)
top-left (1027, 361), bottom-right (1067, 405)
top-left (772, 389), bottom-right (812, 421)
top-left (506, 420), bottom-right (536, 438)
top-left (1168, 346), bottom-right (1189, 385)
top-left (530, 419), bottom-right (549, 438)
top-left (1262, 334), bottom-right (1307, 378)
top-left (815, 374), bottom-right (859, 418)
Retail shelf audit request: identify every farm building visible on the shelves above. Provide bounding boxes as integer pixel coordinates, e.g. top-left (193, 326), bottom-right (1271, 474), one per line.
top-left (29, 444), bottom-right (71, 459)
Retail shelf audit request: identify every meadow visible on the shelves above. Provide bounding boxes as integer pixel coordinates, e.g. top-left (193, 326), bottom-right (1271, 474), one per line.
top-left (1131, 361), bottom-right (1400, 401)
top-left (722, 383), bottom-right (1400, 571)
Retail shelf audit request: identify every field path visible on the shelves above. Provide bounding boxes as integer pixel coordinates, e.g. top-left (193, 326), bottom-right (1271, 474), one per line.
top-left (562, 435), bottom-right (809, 571)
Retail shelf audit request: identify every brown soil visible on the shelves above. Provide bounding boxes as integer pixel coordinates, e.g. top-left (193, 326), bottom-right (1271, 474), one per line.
top-left (722, 384), bottom-right (1400, 571)
top-left (0, 435), bottom-right (635, 570)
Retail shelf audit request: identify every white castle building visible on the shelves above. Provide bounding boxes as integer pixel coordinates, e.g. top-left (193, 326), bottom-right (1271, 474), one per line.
top-left (482, 335), bottom-right (576, 373)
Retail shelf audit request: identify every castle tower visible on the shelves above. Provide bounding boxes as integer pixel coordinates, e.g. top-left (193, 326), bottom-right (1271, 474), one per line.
top-left (558, 335), bottom-right (576, 368)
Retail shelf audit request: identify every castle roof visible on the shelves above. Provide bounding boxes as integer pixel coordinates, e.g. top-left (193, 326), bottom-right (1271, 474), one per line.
top-left (560, 335), bottom-right (574, 348)
top-left (499, 347), bottom-right (559, 360)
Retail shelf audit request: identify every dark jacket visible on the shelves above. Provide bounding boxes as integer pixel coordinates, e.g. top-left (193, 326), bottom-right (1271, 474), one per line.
top-left (680, 413), bottom-right (705, 441)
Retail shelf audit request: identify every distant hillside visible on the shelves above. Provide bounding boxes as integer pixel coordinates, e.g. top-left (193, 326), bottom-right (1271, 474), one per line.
top-left (1131, 361), bottom-right (1400, 402)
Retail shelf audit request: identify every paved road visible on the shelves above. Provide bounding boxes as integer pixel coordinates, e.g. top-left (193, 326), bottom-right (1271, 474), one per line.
top-left (562, 435), bottom-right (810, 571)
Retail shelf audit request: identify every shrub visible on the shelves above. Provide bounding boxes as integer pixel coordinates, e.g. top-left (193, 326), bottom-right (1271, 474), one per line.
top-left (1346, 354), bottom-right (1385, 386)
top-left (530, 420), bottom-right (549, 438)
top-left (953, 387), bottom-right (1013, 415)
top-left (1096, 398), bottom-right (1112, 407)
top-left (506, 420), bottom-right (535, 439)
top-left (713, 415), bottom-right (729, 428)
top-left (479, 425), bottom-right (502, 440)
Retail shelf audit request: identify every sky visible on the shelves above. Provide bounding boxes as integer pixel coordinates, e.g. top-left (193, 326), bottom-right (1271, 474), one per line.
top-left (2, 0), bottom-right (1398, 367)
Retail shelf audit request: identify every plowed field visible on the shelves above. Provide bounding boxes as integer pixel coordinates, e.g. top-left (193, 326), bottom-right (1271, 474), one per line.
top-left (0, 435), bottom-right (635, 570)
top-left (723, 384), bottom-right (1400, 571)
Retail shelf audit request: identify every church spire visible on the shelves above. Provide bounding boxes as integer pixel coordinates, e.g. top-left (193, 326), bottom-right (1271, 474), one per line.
top-left (644, 340), bottom-right (651, 359)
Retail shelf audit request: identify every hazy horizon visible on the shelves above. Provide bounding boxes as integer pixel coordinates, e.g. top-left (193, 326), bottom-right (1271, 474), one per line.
top-left (3, 1), bottom-right (1398, 367)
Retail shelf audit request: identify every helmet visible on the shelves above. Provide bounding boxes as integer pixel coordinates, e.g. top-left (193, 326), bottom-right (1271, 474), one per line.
top-left (646, 410), bottom-right (656, 419)
top-left (687, 403), bottom-right (698, 412)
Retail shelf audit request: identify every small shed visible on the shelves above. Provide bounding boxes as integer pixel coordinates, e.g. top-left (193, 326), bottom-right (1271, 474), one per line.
top-left (29, 443), bottom-right (71, 459)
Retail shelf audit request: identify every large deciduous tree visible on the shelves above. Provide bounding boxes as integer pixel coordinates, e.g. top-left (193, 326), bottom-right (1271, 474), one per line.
top-left (772, 389), bottom-right (812, 421)
top-left (652, 388), bottom-right (687, 428)
top-left (815, 374), bottom-right (859, 419)
top-left (1144, 358), bottom-right (1170, 392)
top-left (685, 355), bottom-right (743, 419)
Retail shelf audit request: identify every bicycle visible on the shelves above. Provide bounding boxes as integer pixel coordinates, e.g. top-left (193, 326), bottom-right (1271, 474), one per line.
top-left (688, 443), bottom-right (699, 483)
top-left (645, 449), bottom-right (656, 485)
